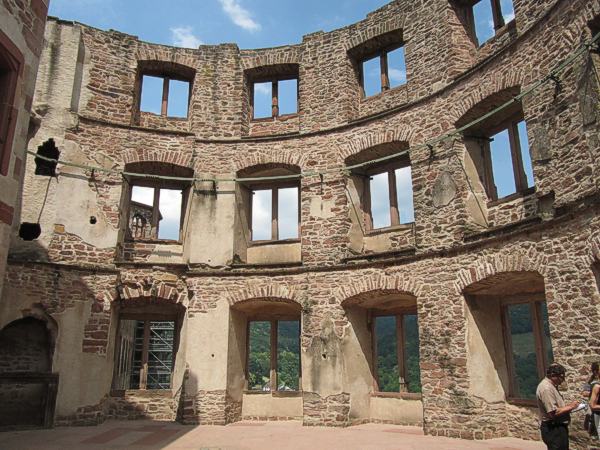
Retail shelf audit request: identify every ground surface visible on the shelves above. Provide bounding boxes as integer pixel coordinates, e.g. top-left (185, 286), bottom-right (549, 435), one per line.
top-left (0, 420), bottom-right (546, 449)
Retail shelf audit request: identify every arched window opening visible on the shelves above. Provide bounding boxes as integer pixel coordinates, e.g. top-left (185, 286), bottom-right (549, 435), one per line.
top-left (231, 299), bottom-right (301, 393)
top-left (346, 142), bottom-right (414, 231)
top-left (464, 271), bottom-right (552, 402)
top-left (112, 300), bottom-right (185, 391)
top-left (457, 87), bottom-right (534, 202)
top-left (122, 162), bottom-right (193, 242)
top-left (237, 164), bottom-right (301, 243)
top-left (344, 291), bottom-right (421, 394)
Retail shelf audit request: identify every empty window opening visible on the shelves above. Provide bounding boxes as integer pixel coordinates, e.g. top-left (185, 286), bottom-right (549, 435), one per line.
top-left (367, 163), bottom-right (414, 230)
top-left (360, 45), bottom-right (406, 97)
top-left (488, 119), bottom-right (533, 199)
top-left (130, 185), bottom-right (183, 241)
top-left (504, 301), bottom-right (553, 399)
top-left (247, 320), bottom-right (300, 392)
top-left (123, 162), bottom-right (193, 244)
top-left (34, 138), bottom-right (60, 177)
top-left (374, 313), bottom-right (421, 393)
top-left (464, 272), bottom-right (552, 403)
top-left (114, 319), bottom-right (176, 390)
top-left (457, 87), bottom-right (534, 201)
top-left (251, 186), bottom-right (299, 241)
top-left (139, 75), bottom-right (191, 118)
top-left (471, 0), bottom-right (515, 46)
top-left (252, 78), bottom-right (298, 119)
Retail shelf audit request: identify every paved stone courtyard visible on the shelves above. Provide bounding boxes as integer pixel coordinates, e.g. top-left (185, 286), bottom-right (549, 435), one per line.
top-left (0, 421), bottom-right (545, 449)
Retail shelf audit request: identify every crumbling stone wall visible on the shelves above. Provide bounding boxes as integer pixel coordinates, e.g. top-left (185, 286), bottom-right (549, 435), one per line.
top-left (0, 0), bottom-right (48, 301)
top-left (2, 0), bottom-right (600, 446)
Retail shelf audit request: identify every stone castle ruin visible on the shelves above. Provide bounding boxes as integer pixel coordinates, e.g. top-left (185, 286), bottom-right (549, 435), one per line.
top-left (1, 0), bottom-right (600, 446)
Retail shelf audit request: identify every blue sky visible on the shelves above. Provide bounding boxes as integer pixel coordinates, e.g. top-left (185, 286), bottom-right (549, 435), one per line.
top-left (49, 0), bottom-right (392, 49)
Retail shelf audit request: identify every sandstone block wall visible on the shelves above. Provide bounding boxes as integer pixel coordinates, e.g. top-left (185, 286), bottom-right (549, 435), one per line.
top-left (1, 0), bottom-right (600, 447)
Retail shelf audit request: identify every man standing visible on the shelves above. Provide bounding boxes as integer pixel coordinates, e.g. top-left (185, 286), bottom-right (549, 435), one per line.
top-left (536, 363), bottom-right (581, 450)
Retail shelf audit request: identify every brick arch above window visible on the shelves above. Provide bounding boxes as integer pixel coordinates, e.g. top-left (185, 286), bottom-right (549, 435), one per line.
top-left (455, 252), bottom-right (550, 295)
top-left (225, 284), bottom-right (302, 307)
top-left (122, 150), bottom-right (193, 170)
top-left (335, 273), bottom-right (422, 304)
top-left (233, 154), bottom-right (303, 175)
top-left (339, 128), bottom-right (416, 163)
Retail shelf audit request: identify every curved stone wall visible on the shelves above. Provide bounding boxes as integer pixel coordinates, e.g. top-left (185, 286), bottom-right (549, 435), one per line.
top-left (3, 0), bottom-right (600, 446)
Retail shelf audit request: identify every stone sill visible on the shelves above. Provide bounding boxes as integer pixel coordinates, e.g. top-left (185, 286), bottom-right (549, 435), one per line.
top-left (125, 239), bottom-right (182, 245)
top-left (251, 113), bottom-right (298, 123)
top-left (110, 389), bottom-right (173, 398)
top-left (507, 397), bottom-right (537, 407)
top-left (248, 238), bottom-right (300, 247)
top-left (360, 83), bottom-right (408, 103)
top-left (365, 223), bottom-right (414, 236)
top-left (477, 19), bottom-right (517, 49)
top-left (342, 246), bottom-right (415, 263)
top-left (487, 187), bottom-right (536, 207)
top-left (243, 390), bottom-right (302, 398)
top-left (370, 392), bottom-right (422, 401)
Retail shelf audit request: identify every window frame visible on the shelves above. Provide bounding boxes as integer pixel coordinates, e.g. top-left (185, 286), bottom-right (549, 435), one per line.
top-left (361, 158), bottom-right (414, 231)
top-left (135, 69), bottom-right (193, 120)
top-left (500, 296), bottom-right (552, 404)
top-left (112, 308), bottom-right (182, 392)
top-left (358, 43), bottom-right (405, 98)
top-left (250, 75), bottom-right (299, 121)
top-left (0, 30), bottom-right (24, 177)
top-left (464, 0), bottom-right (515, 47)
top-left (471, 114), bottom-right (533, 202)
top-left (245, 319), bottom-right (302, 393)
top-left (370, 308), bottom-right (420, 395)
top-left (125, 178), bottom-right (191, 243)
top-left (248, 180), bottom-right (301, 243)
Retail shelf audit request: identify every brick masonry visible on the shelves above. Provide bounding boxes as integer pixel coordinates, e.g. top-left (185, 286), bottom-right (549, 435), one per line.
top-left (0, 0), bottom-right (599, 447)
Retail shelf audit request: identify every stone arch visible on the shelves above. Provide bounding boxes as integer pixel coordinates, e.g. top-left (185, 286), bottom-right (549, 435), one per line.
top-left (225, 284), bottom-right (301, 307)
top-left (0, 314), bottom-right (55, 373)
top-left (335, 272), bottom-right (422, 304)
top-left (339, 127), bottom-right (417, 164)
top-left (449, 79), bottom-right (526, 126)
top-left (116, 278), bottom-right (190, 308)
top-left (134, 56), bottom-right (197, 78)
top-left (454, 251), bottom-right (550, 295)
top-left (240, 48), bottom-right (302, 71)
top-left (233, 153), bottom-right (303, 176)
top-left (122, 149), bottom-right (193, 170)
top-left (344, 20), bottom-right (405, 52)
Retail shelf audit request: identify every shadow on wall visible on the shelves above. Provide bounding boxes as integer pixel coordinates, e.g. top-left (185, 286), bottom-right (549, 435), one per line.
top-left (0, 311), bottom-right (58, 430)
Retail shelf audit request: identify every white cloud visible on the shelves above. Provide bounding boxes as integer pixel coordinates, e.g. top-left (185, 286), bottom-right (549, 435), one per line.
top-left (388, 68), bottom-right (406, 84)
top-left (503, 11), bottom-right (515, 23)
top-left (171, 26), bottom-right (203, 48)
top-left (254, 83), bottom-right (271, 95)
top-left (218, 0), bottom-right (261, 32)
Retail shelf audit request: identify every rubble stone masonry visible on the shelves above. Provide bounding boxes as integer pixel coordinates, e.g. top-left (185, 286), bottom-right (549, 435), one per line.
top-left (1, 0), bottom-right (600, 448)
